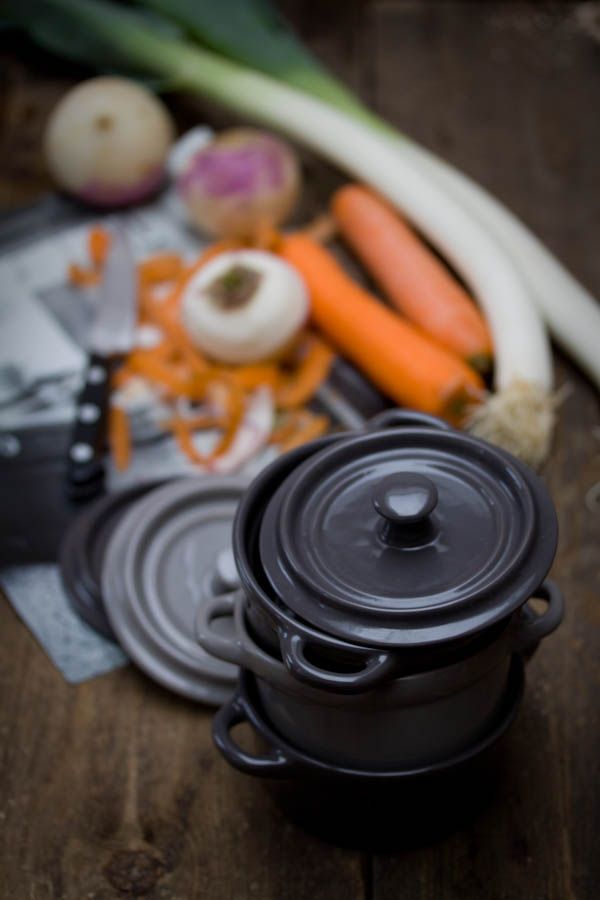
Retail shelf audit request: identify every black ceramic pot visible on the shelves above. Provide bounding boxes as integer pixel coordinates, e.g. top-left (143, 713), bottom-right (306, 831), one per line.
top-left (212, 660), bottom-right (525, 850)
top-left (197, 583), bottom-right (560, 769)
top-left (231, 410), bottom-right (560, 694)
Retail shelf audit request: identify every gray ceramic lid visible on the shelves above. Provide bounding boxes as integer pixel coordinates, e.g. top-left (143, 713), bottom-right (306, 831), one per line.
top-left (103, 476), bottom-right (248, 704)
top-left (259, 427), bottom-right (558, 648)
top-left (59, 479), bottom-right (169, 639)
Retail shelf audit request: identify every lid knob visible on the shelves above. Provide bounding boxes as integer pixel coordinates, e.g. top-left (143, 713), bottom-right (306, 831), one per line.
top-left (372, 473), bottom-right (438, 544)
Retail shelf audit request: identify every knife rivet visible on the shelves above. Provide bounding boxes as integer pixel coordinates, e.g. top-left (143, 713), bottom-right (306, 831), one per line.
top-left (79, 403), bottom-right (101, 424)
top-left (88, 366), bottom-right (106, 385)
top-left (70, 443), bottom-right (93, 462)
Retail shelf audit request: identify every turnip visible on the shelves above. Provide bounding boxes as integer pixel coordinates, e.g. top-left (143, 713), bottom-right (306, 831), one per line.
top-left (177, 128), bottom-right (301, 238)
top-left (43, 76), bottom-right (175, 206)
top-left (180, 249), bottom-right (309, 364)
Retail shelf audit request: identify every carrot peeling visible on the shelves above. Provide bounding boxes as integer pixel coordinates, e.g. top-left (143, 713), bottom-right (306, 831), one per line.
top-left (228, 363), bottom-right (282, 391)
top-left (125, 350), bottom-right (207, 398)
top-left (67, 233), bottom-right (347, 473)
top-left (108, 404), bottom-right (131, 471)
top-left (138, 253), bottom-right (183, 286)
top-left (276, 334), bottom-right (335, 409)
top-left (162, 413), bottom-right (225, 432)
top-left (205, 379), bottom-right (246, 461)
top-left (169, 417), bottom-right (207, 465)
top-left (165, 381), bottom-right (245, 466)
top-left (68, 263), bottom-right (101, 287)
top-left (88, 226), bottom-right (111, 268)
top-left (272, 410), bottom-right (330, 453)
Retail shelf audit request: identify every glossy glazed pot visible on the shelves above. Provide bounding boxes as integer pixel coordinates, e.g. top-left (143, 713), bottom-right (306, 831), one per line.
top-left (198, 582), bottom-right (560, 768)
top-left (211, 661), bottom-right (525, 849)
top-left (231, 409), bottom-right (560, 694)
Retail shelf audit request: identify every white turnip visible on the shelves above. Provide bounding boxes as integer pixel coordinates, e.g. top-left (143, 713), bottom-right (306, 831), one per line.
top-left (44, 76), bottom-right (175, 206)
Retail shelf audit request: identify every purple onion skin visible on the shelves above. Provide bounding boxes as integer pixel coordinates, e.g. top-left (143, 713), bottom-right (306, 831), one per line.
top-left (178, 138), bottom-right (287, 199)
top-left (76, 165), bottom-right (165, 207)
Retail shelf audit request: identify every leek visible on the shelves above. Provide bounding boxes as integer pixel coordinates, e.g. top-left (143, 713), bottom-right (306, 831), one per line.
top-left (9, 0), bottom-right (559, 464)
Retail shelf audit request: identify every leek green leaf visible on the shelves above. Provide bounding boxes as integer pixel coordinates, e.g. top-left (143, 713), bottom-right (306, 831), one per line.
top-left (3, 0), bottom-right (180, 91)
top-left (131, 0), bottom-right (366, 114)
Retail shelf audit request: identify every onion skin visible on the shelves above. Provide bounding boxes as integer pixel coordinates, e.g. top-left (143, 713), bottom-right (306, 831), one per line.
top-left (177, 127), bottom-right (301, 238)
top-left (43, 76), bottom-right (175, 207)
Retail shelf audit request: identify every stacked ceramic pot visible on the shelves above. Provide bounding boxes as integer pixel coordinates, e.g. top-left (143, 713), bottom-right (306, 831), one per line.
top-left (197, 410), bottom-right (563, 847)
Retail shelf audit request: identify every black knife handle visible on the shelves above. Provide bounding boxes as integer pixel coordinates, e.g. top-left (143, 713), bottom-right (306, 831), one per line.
top-left (66, 353), bottom-right (114, 501)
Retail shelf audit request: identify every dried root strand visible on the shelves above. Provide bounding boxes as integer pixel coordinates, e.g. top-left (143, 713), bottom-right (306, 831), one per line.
top-left (467, 380), bottom-right (557, 470)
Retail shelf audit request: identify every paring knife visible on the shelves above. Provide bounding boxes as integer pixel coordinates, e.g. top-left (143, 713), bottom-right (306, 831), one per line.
top-left (66, 229), bottom-right (137, 500)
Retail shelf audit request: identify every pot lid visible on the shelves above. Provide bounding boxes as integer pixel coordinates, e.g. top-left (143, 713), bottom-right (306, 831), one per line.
top-left (59, 479), bottom-right (170, 639)
top-left (103, 476), bottom-right (249, 703)
top-left (258, 427), bottom-right (558, 647)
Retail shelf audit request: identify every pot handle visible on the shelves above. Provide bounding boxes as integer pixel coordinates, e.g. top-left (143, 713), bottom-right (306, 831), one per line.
top-left (195, 588), bottom-right (246, 666)
top-left (368, 409), bottom-right (453, 431)
top-left (196, 589), bottom-right (292, 684)
top-left (212, 692), bottom-right (300, 777)
top-left (510, 579), bottom-right (564, 655)
top-left (279, 630), bottom-right (397, 694)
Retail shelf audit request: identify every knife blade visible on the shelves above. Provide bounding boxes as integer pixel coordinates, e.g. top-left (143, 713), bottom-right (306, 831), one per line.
top-left (66, 229), bottom-right (136, 500)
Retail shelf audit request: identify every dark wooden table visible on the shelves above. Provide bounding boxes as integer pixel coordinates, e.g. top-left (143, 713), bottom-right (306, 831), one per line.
top-left (1, 3), bottom-right (599, 897)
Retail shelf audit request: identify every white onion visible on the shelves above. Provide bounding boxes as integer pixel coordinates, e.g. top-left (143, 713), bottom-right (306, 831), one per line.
top-left (43, 76), bottom-right (175, 206)
top-left (180, 249), bottom-right (309, 364)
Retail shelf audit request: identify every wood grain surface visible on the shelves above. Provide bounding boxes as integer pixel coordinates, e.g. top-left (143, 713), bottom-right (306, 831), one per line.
top-left (1, 3), bottom-right (599, 898)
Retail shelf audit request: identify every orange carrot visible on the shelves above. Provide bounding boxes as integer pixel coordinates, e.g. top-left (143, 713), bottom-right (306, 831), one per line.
top-left (88, 226), bottom-right (111, 268)
top-left (108, 405), bottom-right (131, 471)
top-left (332, 185), bottom-right (493, 369)
top-left (279, 234), bottom-right (484, 425)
